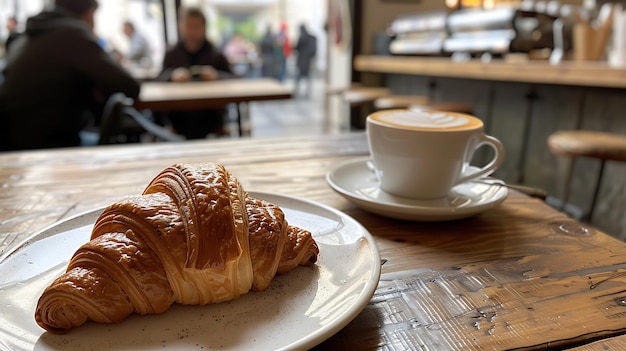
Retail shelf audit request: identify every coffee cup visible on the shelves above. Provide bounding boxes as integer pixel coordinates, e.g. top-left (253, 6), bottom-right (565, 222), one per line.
top-left (367, 109), bottom-right (505, 200)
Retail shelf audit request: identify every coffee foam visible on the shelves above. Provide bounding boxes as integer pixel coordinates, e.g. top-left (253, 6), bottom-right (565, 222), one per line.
top-left (369, 110), bottom-right (482, 131)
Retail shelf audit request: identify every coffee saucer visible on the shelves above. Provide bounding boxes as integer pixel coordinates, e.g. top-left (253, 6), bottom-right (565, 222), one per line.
top-left (326, 157), bottom-right (508, 221)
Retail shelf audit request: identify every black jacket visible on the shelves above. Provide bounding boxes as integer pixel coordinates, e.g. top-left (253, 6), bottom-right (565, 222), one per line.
top-left (157, 41), bottom-right (233, 81)
top-left (0, 8), bottom-right (140, 151)
top-left (5, 31), bottom-right (20, 52)
top-left (154, 41), bottom-right (234, 139)
top-left (295, 30), bottom-right (316, 72)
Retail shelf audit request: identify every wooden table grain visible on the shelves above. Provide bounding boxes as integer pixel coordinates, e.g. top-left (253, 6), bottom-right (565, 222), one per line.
top-left (1, 132), bottom-right (626, 350)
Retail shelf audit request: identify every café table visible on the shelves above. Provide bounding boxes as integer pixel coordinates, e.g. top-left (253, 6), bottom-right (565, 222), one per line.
top-left (134, 78), bottom-right (292, 136)
top-left (1, 132), bottom-right (626, 350)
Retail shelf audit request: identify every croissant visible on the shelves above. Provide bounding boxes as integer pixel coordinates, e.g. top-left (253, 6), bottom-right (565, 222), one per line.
top-left (35, 163), bottom-right (319, 334)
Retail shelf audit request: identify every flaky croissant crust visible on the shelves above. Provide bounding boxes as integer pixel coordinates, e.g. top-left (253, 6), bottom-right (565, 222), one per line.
top-left (35, 163), bottom-right (318, 334)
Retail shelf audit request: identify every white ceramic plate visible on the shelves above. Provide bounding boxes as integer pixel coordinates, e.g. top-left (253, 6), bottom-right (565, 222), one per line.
top-left (327, 157), bottom-right (508, 221)
top-left (0, 192), bottom-right (381, 351)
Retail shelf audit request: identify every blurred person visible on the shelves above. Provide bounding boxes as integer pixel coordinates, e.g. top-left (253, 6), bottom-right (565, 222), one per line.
top-left (5, 16), bottom-right (20, 52)
top-left (122, 21), bottom-right (151, 66)
top-left (293, 24), bottom-right (317, 98)
top-left (224, 33), bottom-right (253, 76)
top-left (0, 0), bottom-right (140, 151)
top-left (275, 22), bottom-right (291, 82)
top-left (157, 7), bottom-right (233, 139)
top-left (224, 33), bottom-right (250, 63)
top-left (259, 26), bottom-right (277, 78)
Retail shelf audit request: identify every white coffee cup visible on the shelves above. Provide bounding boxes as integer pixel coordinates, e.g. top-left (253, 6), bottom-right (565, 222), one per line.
top-left (367, 109), bottom-right (505, 199)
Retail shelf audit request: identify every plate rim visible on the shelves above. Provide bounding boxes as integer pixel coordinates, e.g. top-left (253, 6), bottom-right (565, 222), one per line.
top-left (326, 156), bottom-right (508, 221)
top-left (248, 191), bottom-right (382, 350)
top-left (0, 209), bottom-right (104, 264)
top-left (0, 191), bottom-right (382, 351)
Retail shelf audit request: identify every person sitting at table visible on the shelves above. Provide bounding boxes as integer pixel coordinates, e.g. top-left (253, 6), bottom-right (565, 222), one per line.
top-left (0, 0), bottom-right (140, 151)
top-left (156, 7), bottom-right (234, 140)
top-left (121, 21), bottom-right (151, 67)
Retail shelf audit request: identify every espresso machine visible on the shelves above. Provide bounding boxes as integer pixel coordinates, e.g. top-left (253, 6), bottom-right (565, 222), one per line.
top-left (388, 10), bottom-right (449, 55)
top-left (444, 7), bottom-right (556, 54)
top-left (387, 7), bottom-right (557, 56)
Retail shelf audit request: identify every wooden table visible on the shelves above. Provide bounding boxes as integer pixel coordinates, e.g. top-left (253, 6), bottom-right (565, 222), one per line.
top-left (1, 133), bottom-right (626, 350)
top-left (135, 78), bottom-right (292, 136)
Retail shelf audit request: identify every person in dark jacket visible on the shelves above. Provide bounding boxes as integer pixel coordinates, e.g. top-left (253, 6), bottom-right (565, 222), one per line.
top-left (157, 7), bottom-right (233, 139)
top-left (0, 0), bottom-right (140, 151)
top-left (259, 26), bottom-right (277, 79)
top-left (294, 24), bottom-right (317, 98)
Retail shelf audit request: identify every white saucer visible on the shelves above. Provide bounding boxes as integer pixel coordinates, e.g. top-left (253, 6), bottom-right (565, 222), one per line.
top-left (326, 157), bottom-right (508, 221)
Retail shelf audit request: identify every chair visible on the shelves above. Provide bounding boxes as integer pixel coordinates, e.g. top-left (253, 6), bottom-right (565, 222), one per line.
top-left (99, 93), bottom-right (184, 145)
top-left (548, 130), bottom-right (626, 221)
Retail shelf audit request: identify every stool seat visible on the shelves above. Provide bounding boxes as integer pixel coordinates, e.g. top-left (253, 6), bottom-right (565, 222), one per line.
top-left (325, 82), bottom-right (362, 96)
top-left (374, 95), bottom-right (430, 110)
top-left (409, 101), bottom-right (474, 115)
top-left (548, 130), bottom-right (626, 162)
top-left (342, 87), bottom-right (391, 106)
top-left (548, 130), bottom-right (626, 222)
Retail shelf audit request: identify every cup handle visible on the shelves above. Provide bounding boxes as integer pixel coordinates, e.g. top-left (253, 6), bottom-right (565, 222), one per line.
top-left (455, 134), bottom-right (505, 185)
top-left (366, 159), bottom-right (382, 180)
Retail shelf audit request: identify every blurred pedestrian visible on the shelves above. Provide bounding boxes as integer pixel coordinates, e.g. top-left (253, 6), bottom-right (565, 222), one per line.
top-left (259, 26), bottom-right (277, 78)
top-left (224, 33), bottom-right (254, 76)
top-left (294, 24), bottom-right (317, 97)
top-left (0, 0), bottom-right (140, 151)
top-left (156, 7), bottom-right (233, 139)
top-left (224, 33), bottom-right (250, 63)
top-left (276, 22), bottom-right (291, 82)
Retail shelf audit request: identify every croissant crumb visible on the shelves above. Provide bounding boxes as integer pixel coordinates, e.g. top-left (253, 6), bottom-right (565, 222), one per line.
top-left (35, 163), bottom-right (319, 334)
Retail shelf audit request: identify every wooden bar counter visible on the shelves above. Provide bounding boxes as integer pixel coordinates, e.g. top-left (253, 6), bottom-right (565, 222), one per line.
top-left (354, 55), bottom-right (626, 88)
top-left (2, 133), bottom-right (626, 350)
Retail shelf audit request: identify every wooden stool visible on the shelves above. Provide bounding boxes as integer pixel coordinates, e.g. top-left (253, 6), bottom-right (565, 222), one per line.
top-left (408, 101), bottom-right (474, 115)
top-left (548, 130), bottom-right (626, 221)
top-left (342, 86), bottom-right (391, 106)
top-left (341, 86), bottom-right (391, 129)
top-left (374, 95), bottom-right (430, 110)
top-left (325, 82), bottom-right (362, 97)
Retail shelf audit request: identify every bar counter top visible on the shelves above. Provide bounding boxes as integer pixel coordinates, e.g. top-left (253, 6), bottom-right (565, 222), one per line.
top-left (354, 55), bottom-right (626, 89)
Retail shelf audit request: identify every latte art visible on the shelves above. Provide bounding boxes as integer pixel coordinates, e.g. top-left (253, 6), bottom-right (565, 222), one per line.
top-left (369, 109), bottom-right (482, 132)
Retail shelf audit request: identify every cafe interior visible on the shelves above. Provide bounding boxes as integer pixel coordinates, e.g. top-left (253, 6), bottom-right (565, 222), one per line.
top-left (2, 0), bottom-right (626, 350)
